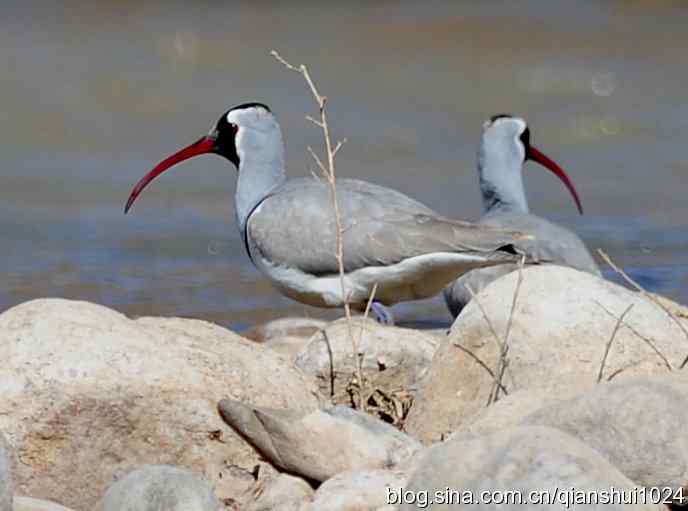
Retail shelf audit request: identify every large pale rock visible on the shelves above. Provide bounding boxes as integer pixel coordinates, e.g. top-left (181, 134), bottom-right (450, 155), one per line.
top-left (95, 465), bottom-right (221, 511)
top-left (460, 382), bottom-right (592, 436)
top-left (307, 469), bottom-right (407, 511)
top-left (246, 473), bottom-right (314, 511)
top-left (264, 336), bottom-right (312, 362)
top-left (401, 426), bottom-right (662, 510)
top-left (14, 497), bottom-right (77, 511)
top-left (219, 400), bottom-right (420, 483)
top-left (406, 266), bottom-right (687, 442)
top-left (0, 299), bottom-right (321, 511)
top-left (523, 376), bottom-right (688, 499)
top-left (0, 433), bottom-right (11, 511)
top-left (295, 318), bottom-right (438, 405)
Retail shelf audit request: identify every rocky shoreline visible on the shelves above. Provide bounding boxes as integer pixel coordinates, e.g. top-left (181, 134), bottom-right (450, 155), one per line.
top-left (1, 265), bottom-right (687, 510)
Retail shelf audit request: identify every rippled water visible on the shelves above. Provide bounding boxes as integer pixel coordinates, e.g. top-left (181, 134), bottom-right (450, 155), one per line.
top-left (2, 1), bottom-right (687, 330)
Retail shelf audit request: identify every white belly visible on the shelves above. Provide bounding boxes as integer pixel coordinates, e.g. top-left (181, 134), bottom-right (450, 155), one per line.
top-left (250, 249), bottom-right (492, 310)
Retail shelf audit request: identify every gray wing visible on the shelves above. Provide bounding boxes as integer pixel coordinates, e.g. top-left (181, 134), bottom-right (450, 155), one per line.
top-left (480, 212), bottom-right (601, 275)
top-left (247, 178), bottom-right (528, 276)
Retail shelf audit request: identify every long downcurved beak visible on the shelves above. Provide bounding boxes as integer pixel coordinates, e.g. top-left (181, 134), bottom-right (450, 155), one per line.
top-left (124, 135), bottom-right (216, 214)
top-left (527, 145), bottom-right (583, 215)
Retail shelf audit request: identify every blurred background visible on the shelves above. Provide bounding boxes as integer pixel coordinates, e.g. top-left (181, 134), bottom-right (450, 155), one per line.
top-left (2, 1), bottom-right (687, 330)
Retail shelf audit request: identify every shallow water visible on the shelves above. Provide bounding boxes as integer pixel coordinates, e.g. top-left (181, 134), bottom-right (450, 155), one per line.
top-left (2, 1), bottom-right (687, 330)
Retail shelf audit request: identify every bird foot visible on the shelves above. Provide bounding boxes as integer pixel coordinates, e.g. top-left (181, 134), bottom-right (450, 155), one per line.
top-left (370, 301), bottom-right (395, 326)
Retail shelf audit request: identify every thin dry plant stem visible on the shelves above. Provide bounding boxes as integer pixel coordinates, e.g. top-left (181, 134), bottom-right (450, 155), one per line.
top-left (462, 284), bottom-right (508, 406)
top-left (465, 284), bottom-right (504, 354)
top-left (271, 50), bottom-right (364, 407)
top-left (463, 283), bottom-right (511, 404)
top-left (463, 258), bottom-right (525, 405)
top-left (361, 283), bottom-right (379, 321)
top-left (606, 367), bottom-right (626, 382)
top-left (453, 343), bottom-right (509, 396)
top-left (489, 257), bottom-right (525, 404)
top-left (597, 303), bottom-right (634, 383)
top-left (598, 249), bottom-right (688, 369)
top-left (356, 282), bottom-right (379, 407)
top-left (594, 300), bottom-right (673, 372)
top-left (464, 283), bottom-right (511, 401)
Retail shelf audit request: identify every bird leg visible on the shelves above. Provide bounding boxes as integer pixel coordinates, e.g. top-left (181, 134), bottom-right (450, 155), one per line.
top-left (370, 301), bottom-right (395, 326)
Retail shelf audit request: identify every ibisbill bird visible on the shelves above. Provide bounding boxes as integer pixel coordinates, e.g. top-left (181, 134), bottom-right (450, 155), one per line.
top-left (444, 114), bottom-right (601, 318)
top-left (125, 103), bottom-right (536, 324)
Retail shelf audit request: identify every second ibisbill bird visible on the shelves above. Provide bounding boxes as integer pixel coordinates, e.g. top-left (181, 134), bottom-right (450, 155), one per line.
top-left (444, 114), bottom-right (601, 318)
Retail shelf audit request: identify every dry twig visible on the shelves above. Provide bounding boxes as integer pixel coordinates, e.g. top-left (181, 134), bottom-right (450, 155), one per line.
top-left (465, 284), bottom-right (505, 356)
top-left (452, 342), bottom-right (509, 396)
top-left (594, 300), bottom-right (673, 372)
top-left (605, 367), bottom-right (627, 382)
top-left (464, 257), bottom-right (525, 405)
top-left (271, 50), bottom-right (364, 406)
top-left (463, 284), bottom-right (511, 404)
top-left (597, 303), bottom-right (634, 383)
top-left (490, 257), bottom-right (525, 403)
top-left (598, 249), bottom-right (688, 368)
top-left (366, 387), bottom-right (413, 428)
top-left (356, 283), bottom-right (379, 408)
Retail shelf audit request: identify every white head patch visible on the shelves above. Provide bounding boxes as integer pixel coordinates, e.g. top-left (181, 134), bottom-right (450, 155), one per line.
top-left (224, 105), bottom-right (283, 166)
top-left (485, 116), bottom-right (527, 137)
top-left (483, 116), bottom-right (528, 160)
top-left (226, 105), bottom-right (274, 131)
